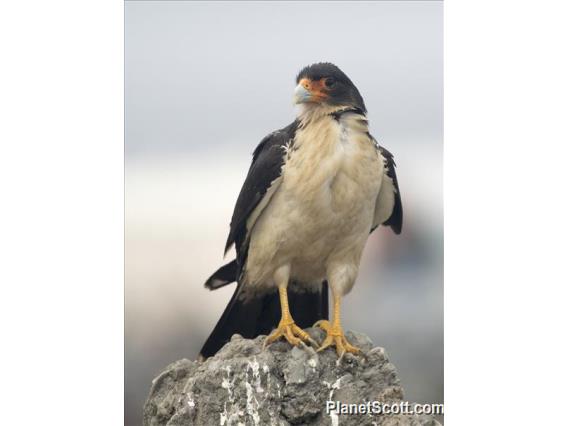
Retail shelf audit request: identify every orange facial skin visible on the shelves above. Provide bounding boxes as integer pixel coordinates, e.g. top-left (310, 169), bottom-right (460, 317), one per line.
top-left (298, 78), bottom-right (329, 102)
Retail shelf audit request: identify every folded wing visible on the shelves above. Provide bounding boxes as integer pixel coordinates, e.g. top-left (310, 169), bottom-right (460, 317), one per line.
top-left (371, 138), bottom-right (403, 235)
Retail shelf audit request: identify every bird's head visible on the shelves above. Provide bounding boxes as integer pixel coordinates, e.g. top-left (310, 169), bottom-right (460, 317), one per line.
top-left (293, 62), bottom-right (366, 113)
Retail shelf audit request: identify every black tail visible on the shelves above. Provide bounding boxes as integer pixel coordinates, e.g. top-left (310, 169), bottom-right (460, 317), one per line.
top-left (204, 260), bottom-right (238, 290)
top-left (199, 280), bottom-right (329, 359)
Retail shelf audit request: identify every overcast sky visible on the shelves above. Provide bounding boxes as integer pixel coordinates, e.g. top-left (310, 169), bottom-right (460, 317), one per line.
top-left (126, 0), bottom-right (442, 160)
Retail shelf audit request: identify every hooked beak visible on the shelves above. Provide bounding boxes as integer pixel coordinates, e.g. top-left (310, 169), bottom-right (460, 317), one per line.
top-left (293, 84), bottom-right (312, 104)
top-left (293, 78), bottom-right (327, 105)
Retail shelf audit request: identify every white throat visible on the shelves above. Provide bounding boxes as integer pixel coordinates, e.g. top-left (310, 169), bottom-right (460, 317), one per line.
top-left (296, 103), bottom-right (351, 126)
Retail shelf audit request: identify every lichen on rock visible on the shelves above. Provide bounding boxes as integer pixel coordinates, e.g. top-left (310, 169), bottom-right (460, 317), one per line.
top-left (143, 328), bottom-right (442, 426)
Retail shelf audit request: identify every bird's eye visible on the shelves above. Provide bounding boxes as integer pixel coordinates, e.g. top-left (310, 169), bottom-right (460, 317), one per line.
top-left (325, 78), bottom-right (336, 88)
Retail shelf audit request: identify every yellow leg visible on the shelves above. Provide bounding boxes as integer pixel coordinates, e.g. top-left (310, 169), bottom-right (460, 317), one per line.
top-left (264, 285), bottom-right (318, 348)
top-left (315, 293), bottom-right (360, 357)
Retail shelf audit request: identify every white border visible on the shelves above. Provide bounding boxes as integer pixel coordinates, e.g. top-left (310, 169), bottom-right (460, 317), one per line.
top-left (0, 1), bottom-right (123, 424)
top-left (446, 0), bottom-right (568, 424)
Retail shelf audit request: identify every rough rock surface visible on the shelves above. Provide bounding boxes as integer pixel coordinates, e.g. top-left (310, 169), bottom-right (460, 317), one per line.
top-left (143, 328), bottom-right (442, 426)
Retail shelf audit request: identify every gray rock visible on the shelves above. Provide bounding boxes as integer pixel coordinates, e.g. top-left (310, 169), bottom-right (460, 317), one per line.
top-left (143, 328), bottom-right (442, 426)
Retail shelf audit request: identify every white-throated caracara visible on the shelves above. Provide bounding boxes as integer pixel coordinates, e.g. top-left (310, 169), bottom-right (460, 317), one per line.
top-left (200, 63), bottom-right (402, 359)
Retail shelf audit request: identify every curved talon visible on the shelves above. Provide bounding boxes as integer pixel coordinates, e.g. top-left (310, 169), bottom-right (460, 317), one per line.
top-left (264, 321), bottom-right (318, 349)
top-left (314, 320), bottom-right (360, 357)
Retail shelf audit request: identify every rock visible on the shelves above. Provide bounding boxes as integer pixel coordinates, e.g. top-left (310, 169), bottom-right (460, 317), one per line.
top-left (143, 328), bottom-right (442, 426)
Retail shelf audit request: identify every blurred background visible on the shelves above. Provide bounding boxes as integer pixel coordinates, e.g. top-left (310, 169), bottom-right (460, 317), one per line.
top-left (125, 1), bottom-right (442, 425)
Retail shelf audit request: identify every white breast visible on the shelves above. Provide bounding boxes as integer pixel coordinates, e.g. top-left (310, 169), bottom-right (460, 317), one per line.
top-left (242, 111), bottom-right (383, 296)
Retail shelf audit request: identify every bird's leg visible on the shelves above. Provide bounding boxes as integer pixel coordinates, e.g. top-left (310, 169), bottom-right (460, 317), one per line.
top-left (315, 292), bottom-right (360, 357)
top-left (264, 281), bottom-right (318, 349)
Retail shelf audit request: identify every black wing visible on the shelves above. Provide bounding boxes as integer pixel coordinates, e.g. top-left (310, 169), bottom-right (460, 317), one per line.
top-left (198, 121), bottom-right (326, 356)
top-left (224, 121), bottom-right (299, 272)
top-left (378, 145), bottom-right (403, 234)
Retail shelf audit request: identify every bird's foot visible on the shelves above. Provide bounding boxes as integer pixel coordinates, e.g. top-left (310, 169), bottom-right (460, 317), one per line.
top-left (263, 319), bottom-right (318, 349)
top-left (314, 320), bottom-right (360, 357)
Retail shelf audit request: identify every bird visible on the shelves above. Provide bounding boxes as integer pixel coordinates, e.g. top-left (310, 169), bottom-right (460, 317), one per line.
top-left (199, 62), bottom-right (402, 359)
